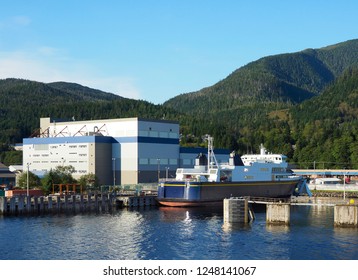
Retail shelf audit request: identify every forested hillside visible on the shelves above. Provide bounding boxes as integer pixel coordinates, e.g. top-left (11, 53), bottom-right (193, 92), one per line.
top-left (0, 78), bottom-right (181, 145)
top-left (164, 39), bottom-right (358, 168)
top-left (164, 39), bottom-right (358, 114)
top-left (290, 68), bottom-right (358, 168)
top-left (1, 39), bottom-right (358, 168)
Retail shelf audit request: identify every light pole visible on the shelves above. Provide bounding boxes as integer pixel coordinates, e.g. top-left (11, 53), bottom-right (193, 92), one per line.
top-left (343, 172), bottom-right (348, 201)
top-left (26, 162), bottom-right (31, 196)
top-left (112, 158), bottom-right (116, 187)
top-left (165, 167), bottom-right (169, 180)
top-left (157, 158), bottom-right (160, 182)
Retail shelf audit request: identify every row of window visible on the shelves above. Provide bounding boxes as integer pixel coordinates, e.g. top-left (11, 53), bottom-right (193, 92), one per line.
top-left (69, 145), bottom-right (87, 148)
top-left (139, 158), bottom-right (178, 165)
top-left (31, 144), bottom-right (88, 150)
top-left (31, 160), bottom-right (88, 164)
top-left (31, 153), bottom-right (88, 157)
top-left (138, 130), bottom-right (178, 139)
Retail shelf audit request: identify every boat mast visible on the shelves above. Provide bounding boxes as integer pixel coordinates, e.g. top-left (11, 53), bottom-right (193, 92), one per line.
top-left (205, 135), bottom-right (219, 169)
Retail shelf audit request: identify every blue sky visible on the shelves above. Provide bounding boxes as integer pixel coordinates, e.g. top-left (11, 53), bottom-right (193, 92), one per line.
top-left (1, 0), bottom-right (357, 104)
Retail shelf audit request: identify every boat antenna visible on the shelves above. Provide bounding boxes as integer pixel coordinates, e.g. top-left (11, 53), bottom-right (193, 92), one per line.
top-left (205, 134), bottom-right (218, 169)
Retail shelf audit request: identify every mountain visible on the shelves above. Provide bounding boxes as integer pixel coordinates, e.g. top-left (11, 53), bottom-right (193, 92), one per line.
top-left (1, 39), bottom-right (358, 169)
top-left (47, 81), bottom-right (121, 101)
top-left (163, 39), bottom-right (358, 115)
top-left (0, 79), bottom-right (179, 144)
top-left (289, 67), bottom-right (358, 168)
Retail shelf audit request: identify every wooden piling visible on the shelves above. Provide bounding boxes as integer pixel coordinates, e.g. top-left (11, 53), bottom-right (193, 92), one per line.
top-left (94, 194), bottom-right (99, 211)
top-left (0, 193), bottom-right (156, 216)
top-left (80, 195), bottom-right (84, 212)
top-left (18, 196), bottom-right (25, 214)
top-left (101, 194), bottom-right (106, 212)
top-left (0, 197), bottom-right (6, 214)
top-left (56, 196), bottom-right (61, 212)
top-left (34, 197), bottom-right (39, 214)
top-left (39, 197), bottom-right (45, 213)
top-left (48, 196), bottom-right (53, 212)
top-left (334, 205), bottom-right (358, 227)
top-left (266, 203), bottom-right (290, 225)
top-left (71, 195), bottom-right (76, 212)
top-left (26, 196), bottom-right (31, 213)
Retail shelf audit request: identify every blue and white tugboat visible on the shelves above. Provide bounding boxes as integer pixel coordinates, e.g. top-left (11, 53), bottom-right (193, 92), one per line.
top-left (157, 135), bottom-right (301, 207)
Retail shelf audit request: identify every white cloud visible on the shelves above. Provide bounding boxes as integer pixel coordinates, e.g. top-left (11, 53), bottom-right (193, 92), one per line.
top-left (0, 16), bottom-right (31, 29)
top-left (12, 16), bottom-right (31, 26)
top-left (0, 50), bottom-right (142, 100)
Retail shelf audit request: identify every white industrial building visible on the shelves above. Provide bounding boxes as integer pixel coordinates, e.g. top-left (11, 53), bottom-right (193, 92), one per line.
top-left (23, 117), bottom-right (229, 185)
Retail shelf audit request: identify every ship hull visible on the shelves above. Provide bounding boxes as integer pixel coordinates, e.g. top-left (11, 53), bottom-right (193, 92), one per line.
top-left (157, 180), bottom-right (299, 207)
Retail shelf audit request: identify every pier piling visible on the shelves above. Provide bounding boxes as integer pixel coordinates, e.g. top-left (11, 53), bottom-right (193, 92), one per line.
top-left (266, 203), bottom-right (290, 225)
top-left (0, 197), bottom-right (6, 213)
top-left (0, 193), bottom-right (156, 216)
top-left (223, 197), bottom-right (249, 224)
top-left (334, 204), bottom-right (358, 227)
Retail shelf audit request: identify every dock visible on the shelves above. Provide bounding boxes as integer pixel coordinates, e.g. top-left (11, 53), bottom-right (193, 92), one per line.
top-left (0, 193), bottom-right (157, 216)
top-left (223, 196), bottom-right (358, 227)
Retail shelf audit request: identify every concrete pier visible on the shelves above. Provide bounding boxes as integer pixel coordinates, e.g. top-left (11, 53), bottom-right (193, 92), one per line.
top-left (266, 203), bottom-right (290, 225)
top-left (334, 205), bottom-right (358, 227)
top-left (223, 197), bottom-right (249, 224)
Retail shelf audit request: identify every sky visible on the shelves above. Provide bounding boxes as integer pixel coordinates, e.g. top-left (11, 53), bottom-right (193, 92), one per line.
top-left (1, 0), bottom-right (358, 104)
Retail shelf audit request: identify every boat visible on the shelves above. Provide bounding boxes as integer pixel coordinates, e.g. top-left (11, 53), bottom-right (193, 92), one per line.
top-left (307, 177), bottom-right (358, 192)
top-left (157, 135), bottom-right (302, 207)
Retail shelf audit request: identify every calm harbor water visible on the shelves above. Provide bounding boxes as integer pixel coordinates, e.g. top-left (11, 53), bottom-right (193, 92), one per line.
top-left (1, 199), bottom-right (358, 260)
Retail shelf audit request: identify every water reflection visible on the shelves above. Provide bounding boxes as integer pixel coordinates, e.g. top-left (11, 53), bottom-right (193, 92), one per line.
top-left (222, 222), bottom-right (252, 233)
top-left (2, 203), bottom-right (358, 260)
top-left (265, 224), bottom-right (290, 233)
top-left (158, 206), bottom-right (222, 222)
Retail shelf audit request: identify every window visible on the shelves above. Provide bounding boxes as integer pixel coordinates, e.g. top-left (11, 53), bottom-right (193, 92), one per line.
top-left (159, 132), bottom-right (168, 138)
top-left (149, 158), bottom-right (159, 165)
top-left (183, 159), bottom-right (192, 165)
top-left (34, 144), bottom-right (49, 150)
top-left (139, 130), bottom-right (149, 137)
top-left (139, 158), bottom-right (149, 165)
top-left (149, 131), bottom-right (158, 137)
top-left (169, 159), bottom-right (178, 165)
top-left (169, 132), bottom-right (178, 139)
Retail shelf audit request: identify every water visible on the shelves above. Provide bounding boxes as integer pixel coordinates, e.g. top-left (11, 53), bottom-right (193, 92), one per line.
top-left (1, 202), bottom-right (358, 260)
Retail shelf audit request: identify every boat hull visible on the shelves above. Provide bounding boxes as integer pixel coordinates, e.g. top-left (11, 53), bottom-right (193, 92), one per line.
top-left (157, 180), bottom-right (299, 207)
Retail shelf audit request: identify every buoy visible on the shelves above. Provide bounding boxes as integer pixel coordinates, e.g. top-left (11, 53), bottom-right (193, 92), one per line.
top-left (349, 199), bottom-right (355, 204)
